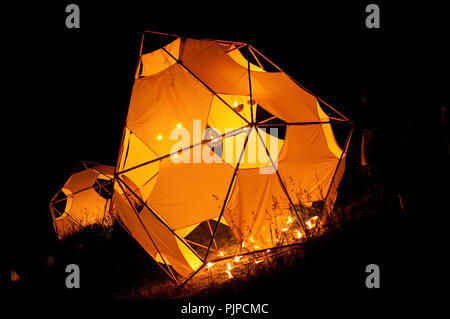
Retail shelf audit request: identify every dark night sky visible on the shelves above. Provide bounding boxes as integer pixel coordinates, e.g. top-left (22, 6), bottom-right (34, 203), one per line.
top-left (4, 1), bottom-right (448, 298)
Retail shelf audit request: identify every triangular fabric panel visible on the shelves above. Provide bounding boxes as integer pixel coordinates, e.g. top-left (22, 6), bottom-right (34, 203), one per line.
top-left (127, 63), bottom-right (214, 157)
top-left (277, 124), bottom-right (340, 207)
top-left (115, 177), bottom-right (202, 278)
top-left (222, 127), bottom-right (284, 169)
top-left (180, 38), bottom-right (249, 96)
top-left (140, 37), bottom-right (181, 77)
top-left (223, 168), bottom-right (299, 253)
top-left (208, 94), bottom-right (253, 132)
top-left (117, 128), bottom-right (160, 201)
top-left (251, 71), bottom-right (319, 123)
top-left (226, 45), bottom-right (265, 72)
top-left (112, 181), bottom-right (159, 258)
top-left (147, 144), bottom-right (235, 230)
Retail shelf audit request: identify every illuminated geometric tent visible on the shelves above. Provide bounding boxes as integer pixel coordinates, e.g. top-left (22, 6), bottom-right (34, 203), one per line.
top-left (109, 31), bottom-right (353, 284)
top-left (50, 161), bottom-right (114, 239)
top-left (50, 31), bottom-right (353, 285)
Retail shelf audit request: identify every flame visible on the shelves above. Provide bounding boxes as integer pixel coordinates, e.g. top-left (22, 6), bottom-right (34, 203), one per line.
top-left (254, 260), bottom-right (263, 264)
top-left (157, 134), bottom-right (163, 140)
top-left (176, 123), bottom-right (182, 128)
top-left (219, 251), bottom-right (224, 257)
top-left (227, 263), bottom-right (231, 271)
top-left (286, 216), bottom-right (293, 224)
top-left (281, 227), bottom-right (288, 232)
top-left (254, 245), bottom-right (259, 249)
top-left (10, 270), bottom-right (20, 282)
top-left (306, 215), bottom-right (319, 229)
top-left (296, 230), bottom-right (302, 239)
top-left (234, 256), bottom-right (241, 262)
top-left (206, 262), bottom-right (214, 268)
top-left (225, 270), bottom-right (233, 278)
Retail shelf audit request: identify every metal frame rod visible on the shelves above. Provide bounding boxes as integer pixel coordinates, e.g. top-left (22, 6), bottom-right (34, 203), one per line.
top-left (248, 44), bottom-right (350, 121)
top-left (143, 30), bottom-right (247, 46)
top-left (203, 128), bottom-right (252, 263)
top-left (258, 120), bottom-right (352, 127)
top-left (247, 44), bottom-right (254, 124)
top-left (117, 125), bottom-right (248, 175)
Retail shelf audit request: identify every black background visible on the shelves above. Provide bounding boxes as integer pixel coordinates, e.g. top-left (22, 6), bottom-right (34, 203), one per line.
top-left (4, 0), bottom-right (448, 311)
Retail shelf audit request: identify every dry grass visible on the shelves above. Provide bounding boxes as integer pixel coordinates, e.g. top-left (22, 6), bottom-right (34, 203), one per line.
top-left (44, 177), bottom-right (391, 300)
top-left (114, 243), bottom-right (305, 299)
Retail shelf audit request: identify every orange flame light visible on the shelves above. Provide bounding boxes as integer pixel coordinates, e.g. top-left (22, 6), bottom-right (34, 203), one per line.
top-left (306, 216), bottom-right (319, 229)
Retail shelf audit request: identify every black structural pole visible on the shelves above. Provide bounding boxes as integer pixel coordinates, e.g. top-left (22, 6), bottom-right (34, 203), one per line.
top-left (248, 45), bottom-right (350, 122)
top-left (203, 128), bottom-right (252, 264)
top-left (209, 241), bottom-right (305, 264)
top-left (144, 30), bottom-right (247, 47)
top-left (117, 126), bottom-right (247, 176)
top-left (247, 44), bottom-right (254, 124)
top-left (258, 120), bottom-right (353, 127)
top-left (118, 126), bottom-right (247, 175)
top-left (51, 176), bottom-right (114, 204)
